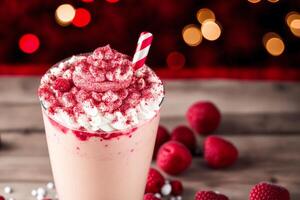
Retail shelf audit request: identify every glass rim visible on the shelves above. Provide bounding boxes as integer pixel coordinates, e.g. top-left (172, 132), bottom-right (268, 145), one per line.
top-left (39, 52), bottom-right (164, 134)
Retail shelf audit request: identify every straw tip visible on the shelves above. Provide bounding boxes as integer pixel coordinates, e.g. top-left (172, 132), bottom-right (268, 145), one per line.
top-left (141, 31), bottom-right (153, 37)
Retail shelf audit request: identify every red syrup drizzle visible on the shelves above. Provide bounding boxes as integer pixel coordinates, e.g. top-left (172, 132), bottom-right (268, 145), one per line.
top-left (48, 115), bottom-right (137, 141)
top-left (48, 116), bottom-right (68, 134)
top-left (72, 127), bottom-right (137, 141)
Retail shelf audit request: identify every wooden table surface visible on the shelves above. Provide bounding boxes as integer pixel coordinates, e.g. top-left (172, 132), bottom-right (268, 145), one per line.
top-left (0, 77), bottom-right (300, 200)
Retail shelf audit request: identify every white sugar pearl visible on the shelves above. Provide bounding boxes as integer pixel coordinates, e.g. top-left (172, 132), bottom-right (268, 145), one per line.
top-left (176, 196), bottom-right (183, 200)
top-left (4, 186), bottom-right (13, 194)
top-left (161, 183), bottom-right (172, 196)
top-left (37, 187), bottom-right (46, 196)
top-left (8, 198), bottom-right (15, 200)
top-left (170, 196), bottom-right (176, 200)
top-left (47, 182), bottom-right (55, 190)
top-left (154, 193), bottom-right (161, 198)
top-left (36, 195), bottom-right (44, 200)
top-left (31, 189), bottom-right (37, 196)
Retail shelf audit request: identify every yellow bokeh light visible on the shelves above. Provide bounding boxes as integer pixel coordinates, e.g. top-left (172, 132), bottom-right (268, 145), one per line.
top-left (182, 25), bottom-right (202, 46)
top-left (286, 11), bottom-right (300, 27)
top-left (196, 8), bottom-right (215, 24)
top-left (201, 21), bottom-right (221, 41)
top-left (267, 0), bottom-right (279, 3)
top-left (247, 0), bottom-right (261, 4)
top-left (291, 19), bottom-right (300, 29)
top-left (290, 19), bottom-right (300, 37)
top-left (55, 4), bottom-right (76, 26)
top-left (290, 27), bottom-right (300, 37)
top-left (263, 33), bottom-right (285, 56)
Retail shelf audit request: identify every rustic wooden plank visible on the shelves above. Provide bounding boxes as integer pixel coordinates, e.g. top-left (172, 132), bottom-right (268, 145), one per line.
top-left (0, 77), bottom-right (40, 104)
top-left (163, 80), bottom-right (300, 115)
top-left (0, 132), bottom-right (48, 156)
top-left (0, 104), bottom-right (42, 131)
top-left (1, 77), bottom-right (300, 133)
top-left (1, 105), bottom-right (300, 134)
top-left (0, 133), bottom-right (299, 199)
top-left (1, 77), bottom-right (300, 115)
top-left (162, 114), bottom-right (300, 135)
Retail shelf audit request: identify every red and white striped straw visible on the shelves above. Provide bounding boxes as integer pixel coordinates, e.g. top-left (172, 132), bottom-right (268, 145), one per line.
top-left (132, 32), bottom-right (153, 70)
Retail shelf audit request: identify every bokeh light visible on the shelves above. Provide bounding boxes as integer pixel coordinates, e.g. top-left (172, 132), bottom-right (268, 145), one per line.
top-left (247, 0), bottom-right (261, 4)
top-left (201, 21), bottom-right (221, 41)
top-left (166, 51), bottom-right (186, 70)
top-left (291, 19), bottom-right (300, 29)
top-left (196, 8), bottom-right (215, 24)
top-left (285, 12), bottom-right (300, 37)
top-left (267, 0), bottom-right (279, 3)
top-left (19, 34), bottom-right (40, 54)
top-left (290, 19), bottom-right (300, 37)
top-left (106, 0), bottom-right (119, 3)
top-left (286, 11), bottom-right (300, 27)
top-left (55, 4), bottom-right (76, 26)
top-left (182, 25), bottom-right (202, 46)
top-left (263, 32), bottom-right (285, 56)
top-left (72, 8), bottom-right (91, 28)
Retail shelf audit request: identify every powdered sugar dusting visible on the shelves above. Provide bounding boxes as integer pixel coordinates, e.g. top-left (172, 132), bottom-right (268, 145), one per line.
top-left (38, 45), bottom-right (164, 133)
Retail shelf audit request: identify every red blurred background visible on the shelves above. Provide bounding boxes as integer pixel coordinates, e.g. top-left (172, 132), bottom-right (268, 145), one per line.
top-left (0, 0), bottom-right (300, 80)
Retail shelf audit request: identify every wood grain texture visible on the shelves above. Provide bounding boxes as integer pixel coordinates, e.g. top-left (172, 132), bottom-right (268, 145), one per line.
top-left (1, 78), bottom-right (300, 133)
top-left (1, 77), bottom-right (300, 113)
top-left (1, 78), bottom-right (300, 200)
top-left (0, 133), bottom-right (299, 200)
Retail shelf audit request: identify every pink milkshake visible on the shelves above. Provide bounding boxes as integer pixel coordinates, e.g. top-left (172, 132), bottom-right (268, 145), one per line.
top-left (38, 45), bottom-right (164, 200)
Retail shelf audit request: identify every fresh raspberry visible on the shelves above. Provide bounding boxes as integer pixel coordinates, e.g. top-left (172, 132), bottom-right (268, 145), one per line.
top-left (153, 126), bottom-right (170, 158)
top-left (170, 180), bottom-right (183, 196)
top-left (75, 89), bottom-right (91, 102)
top-left (157, 141), bottom-right (192, 175)
top-left (0, 196), bottom-right (5, 200)
top-left (143, 193), bottom-right (160, 200)
top-left (171, 125), bottom-right (196, 153)
top-left (186, 101), bottom-right (221, 135)
top-left (204, 136), bottom-right (238, 168)
top-left (194, 191), bottom-right (229, 200)
top-left (249, 182), bottom-right (290, 200)
top-left (145, 168), bottom-right (165, 194)
top-left (53, 78), bottom-right (73, 92)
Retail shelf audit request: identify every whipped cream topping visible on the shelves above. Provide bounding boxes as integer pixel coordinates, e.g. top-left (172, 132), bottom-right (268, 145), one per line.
top-left (38, 45), bottom-right (164, 133)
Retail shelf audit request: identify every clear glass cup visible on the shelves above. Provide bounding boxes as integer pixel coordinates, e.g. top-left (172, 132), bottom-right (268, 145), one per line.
top-left (40, 57), bottom-right (163, 200)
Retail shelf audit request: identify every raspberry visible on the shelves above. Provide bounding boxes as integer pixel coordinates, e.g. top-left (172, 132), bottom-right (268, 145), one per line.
top-left (194, 191), bottom-right (229, 200)
top-left (75, 89), bottom-right (91, 102)
top-left (157, 141), bottom-right (192, 175)
top-left (61, 92), bottom-right (76, 108)
top-left (153, 125), bottom-right (170, 158)
top-left (170, 180), bottom-right (183, 196)
top-left (204, 136), bottom-right (238, 168)
top-left (144, 193), bottom-right (160, 200)
top-left (249, 182), bottom-right (290, 200)
top-left (91, 92), bottom-right (103, 102)
top-left (186, 101), bottom-right (221, 135)
top-left (0, 196), bottom-right (5, 200)
top-left (145, 168), bottom-right (165, 194)
top-left (171, 125), bottom-right (196, 153)
top-left (117, 89), bottom-right (129, 100)
top-left (53, 78), bottom-right (73, 92)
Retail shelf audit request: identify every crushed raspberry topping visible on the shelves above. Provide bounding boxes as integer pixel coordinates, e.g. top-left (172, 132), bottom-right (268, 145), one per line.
top-left (38, 45), bottom-right (164, 133)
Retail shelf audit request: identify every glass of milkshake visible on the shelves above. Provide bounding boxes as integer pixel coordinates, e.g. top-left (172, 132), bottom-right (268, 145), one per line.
top-left (38, 44), bottom-right (164, 200)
